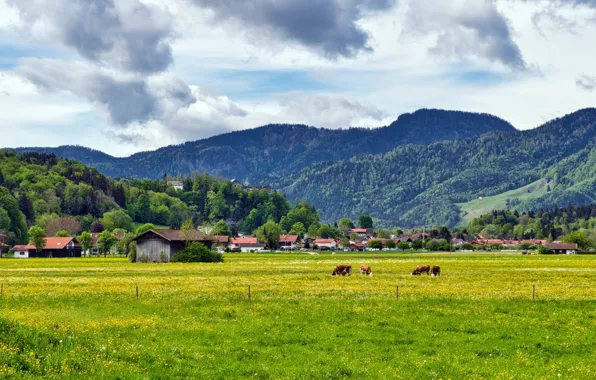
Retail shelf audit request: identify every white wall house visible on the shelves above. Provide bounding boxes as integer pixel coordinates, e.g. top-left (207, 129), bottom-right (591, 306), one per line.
top-left (229, 238), bottom-right (266, 252)
top-left (314, 239), bottom-right (337, 250)
top-left (12, 245), bottom-right (29, 258)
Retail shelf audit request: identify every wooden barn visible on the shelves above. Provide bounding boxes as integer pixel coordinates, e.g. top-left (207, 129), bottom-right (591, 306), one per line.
top-left (132, 229), bottom-right (216, 262)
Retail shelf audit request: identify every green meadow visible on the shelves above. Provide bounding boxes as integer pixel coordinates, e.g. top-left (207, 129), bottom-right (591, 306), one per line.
top-left (0, 253), bottom-right (595, 379)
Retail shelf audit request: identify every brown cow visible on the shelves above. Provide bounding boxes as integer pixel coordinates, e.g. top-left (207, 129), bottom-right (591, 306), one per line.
top-left (332, 265), bottom-right (352, 276)
top-left (412, 265), bottom-right (431, 276)
top-left (431, 266), bottom-right (441, 277)
top-left (360, 265), bottom-right (373, 277)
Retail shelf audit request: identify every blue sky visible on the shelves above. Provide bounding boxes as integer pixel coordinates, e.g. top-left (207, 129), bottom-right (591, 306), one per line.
top-left (1, 0), bottom-right (596, 156)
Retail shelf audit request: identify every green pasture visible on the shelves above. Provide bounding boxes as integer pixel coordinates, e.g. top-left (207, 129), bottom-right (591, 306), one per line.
top-left (0, 253), bottom-right (595, 379)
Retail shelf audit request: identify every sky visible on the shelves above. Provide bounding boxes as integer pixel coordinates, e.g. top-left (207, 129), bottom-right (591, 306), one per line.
top-left (0, 0), bottom-right (595, 157)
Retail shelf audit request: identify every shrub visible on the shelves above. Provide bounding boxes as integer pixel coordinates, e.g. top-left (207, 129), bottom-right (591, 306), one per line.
top-left (171, 243), bottom-right (224, 263)
top-left (385, 240), bottom-right (396, 249)
top-left (368, 240), bottom-right (383, 250)
top-left (538, 245), bottom-right (554, 255)
top-left (138, 254), bottom-right (149, 263)
top-left (127, 242), bottom-right (137, 263)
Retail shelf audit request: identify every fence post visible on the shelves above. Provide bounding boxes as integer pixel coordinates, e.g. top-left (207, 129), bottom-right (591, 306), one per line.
top-left (248, 285), bottom-right (251, 300)
top-left (1, 284), bottom-right (3, 299)
top-left (136, 285), bottom-right (139, 300)
top-left (532, 284), bottom-right (535, 300)
top-left (396, 285), bottom-right (399, 300)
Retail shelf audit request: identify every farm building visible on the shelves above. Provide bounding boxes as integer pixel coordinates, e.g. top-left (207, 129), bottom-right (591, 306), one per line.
top-left (11, 237), bottom-right (82, 258)
top-left (279, 235), bottom-right (301, 250)
top-left (314, 239), bottom-right (337, 250)
top-left (229, 238), bottom-right (266, 252)
top-left (133, 229), bottom-right (215, 262)
top-left (545, 243), bottom-right (578, 254)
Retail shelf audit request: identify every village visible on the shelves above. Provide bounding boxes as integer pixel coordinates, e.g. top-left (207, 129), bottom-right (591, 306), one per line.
top-left (2, 226), bottom-right (579, 262)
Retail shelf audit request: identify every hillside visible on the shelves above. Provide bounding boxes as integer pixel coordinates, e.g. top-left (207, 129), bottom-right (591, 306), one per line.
top-left (15, 109), bottom-right (516, 181)
top-left (0, 151), bottom-right (317, 245)
top-left (278, 108), bottom-right (596, 227)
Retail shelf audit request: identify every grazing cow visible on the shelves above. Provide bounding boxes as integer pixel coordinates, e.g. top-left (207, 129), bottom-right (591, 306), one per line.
top-left (431, 266), bottom-right (441, 277)
top-left (412, 265), bottom-right (431, 276)
top-left (332, 265), bottom-right (352, 276)
top-left (360, 265), bottom-right (373, 277)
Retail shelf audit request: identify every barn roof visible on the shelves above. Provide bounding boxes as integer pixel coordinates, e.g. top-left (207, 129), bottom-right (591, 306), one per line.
top-left (279, 235), bottom-right (299, 243)
top-left (545, 243), bottom-right (578, 250)
top-left (133, 229), bottom-right (212, 242)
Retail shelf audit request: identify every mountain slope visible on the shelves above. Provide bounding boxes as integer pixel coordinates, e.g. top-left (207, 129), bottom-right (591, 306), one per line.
top-left (15, 109), bottom-right (516, 181)
top-left (278, 108), bottom-right (596, 227)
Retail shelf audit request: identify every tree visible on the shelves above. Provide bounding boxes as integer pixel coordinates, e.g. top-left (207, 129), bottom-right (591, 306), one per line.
top-left (376, 229), bottom-right (391, 239)
top-left (357, 215), bottom-right (373, 229)
top-left (97, 231), bottom-right (118, 256)
top-left (55, 230), bottom-right (70, 237)
top-left (77, 231), bottom-right (93, 254)
top-left (338, 218), bottom-right (355, 232)
top-left (135, 223), bottom-right (155, 236)
top-left (28, 226), bottom-right (46, 252)
top-left (412, 240), bottom-right (424, 250)
top-left (317, 224), bottom-right (340, 239)
top-left (171, 242), bottom-right (223, 263)
top-left (127, 242), bottom-right (137, 263)
top-left (90, 220), bottom-right (105, 233)
top-left (289, 222), bottom-right (306, 237)
top-left (562, 230), bottom-right (592, 250)
top-left (538, 245), bottom-right (554, 255)
top-left (102, 210), bottom-right (133, 232)
top-left (368, 240), bottom-right (383, 250)
top-left (211, 220), bottom-right (231, 237)
top-left (256, 220), bottom-right (283, 250)
top-left (179, 219), bottom-right (196, 245)
top-left (397, 242), bottom-right (410, 250)
top-left (135, 194), bottom-right (152, 223)
top-left (385, 240), bottom-right (396, 249)
top-left (19, 192), bottom-right (35, 225)
top-left (45, 216), bottom-right (82, 237)
top-left (425, 239), bottom-right (448, 251)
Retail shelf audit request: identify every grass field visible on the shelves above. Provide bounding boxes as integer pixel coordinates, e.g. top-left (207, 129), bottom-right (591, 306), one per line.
top-left (1, 253), bottom-right (595, 379)
top-left (457, 179), bottom-right (549, 225)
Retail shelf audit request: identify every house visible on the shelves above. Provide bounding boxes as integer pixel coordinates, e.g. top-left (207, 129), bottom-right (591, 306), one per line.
top-left (279, 235), bottom-right (301, 250)
top-left (348, 243), bottom-right (365, 252)
top-left (314, 238), bottom-right (337, 250)
top-left (229, 237), bottom-right (266, 252)
top-left (12, 245), bottom-right (30, 258)
top-left (503, 240), bottom-right (520, 247)
top-left (212, 236), bottom-right (230, 252)
top-left (349, 228), bottom-right (373, 238)
top-left (522, 239), bottom-right (547, 246)
top-left (230, 179), bottom-right (272, 193)
top-left (132, 229), bottom-right (215, 262)
top-left (452, 238), bottom-right (465, 246)
top-left (167, 180), bottom-right (184, 191)
top-left (397, 233), bottom-right (429, 243)
top-left (545, 243), bottom-right (578, 254)
top-left (12, 237), bottom-right (82, 258)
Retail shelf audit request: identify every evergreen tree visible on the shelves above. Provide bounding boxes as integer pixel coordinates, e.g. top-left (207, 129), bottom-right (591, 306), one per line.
top-left (19, 192), bottom-right (35, 225)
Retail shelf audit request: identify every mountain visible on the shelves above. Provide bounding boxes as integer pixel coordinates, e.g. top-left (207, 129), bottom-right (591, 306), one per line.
top-left (14, 109), bottom-right (516, 181)
top-left (278, 108), bottom-right (596, 227)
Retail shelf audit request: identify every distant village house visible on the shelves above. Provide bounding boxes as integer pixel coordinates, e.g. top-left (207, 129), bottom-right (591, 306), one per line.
top-left (11, 237), bottom-right (82, 258)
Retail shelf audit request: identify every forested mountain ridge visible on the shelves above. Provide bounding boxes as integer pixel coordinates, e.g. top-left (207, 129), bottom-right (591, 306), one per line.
top-left (14, 109), bottom-right (516, 181)
top-left (278, 108), bottom-right (596, 227)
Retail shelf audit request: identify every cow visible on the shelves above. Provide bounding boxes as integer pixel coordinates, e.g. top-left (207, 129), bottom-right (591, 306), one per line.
top-left (412, 265), bottom-right (431, 276)
top-left (332, 265), bottom-right (352, 276)
top-left (431, 266), bottom-right (441, 277)
top-left (360, 265), bottom-right (373, 277)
